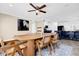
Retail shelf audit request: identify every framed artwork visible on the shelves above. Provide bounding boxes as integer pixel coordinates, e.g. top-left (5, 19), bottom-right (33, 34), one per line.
top-left (18, 19), bottom-right (29, 31)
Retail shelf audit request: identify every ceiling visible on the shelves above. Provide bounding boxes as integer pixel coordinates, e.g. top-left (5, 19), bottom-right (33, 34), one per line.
top-left (0, 3), bottom-right (79, 22)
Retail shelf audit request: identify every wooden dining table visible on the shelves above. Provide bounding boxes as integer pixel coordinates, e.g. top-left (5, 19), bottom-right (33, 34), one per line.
top-left (14, 33), bottom-right (55, 56)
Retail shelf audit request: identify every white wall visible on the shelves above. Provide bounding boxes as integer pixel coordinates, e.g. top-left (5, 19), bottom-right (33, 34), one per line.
top-left (44, 21), bottom-right (58, 32)
top-left (31, 20), bottom-right (36, 33)
top-left (0, 14), bottom-right (32, 40)
top-left (1, 14), bottom-right (58, 40)
top-left (58, 21), bottom-right (79, 31)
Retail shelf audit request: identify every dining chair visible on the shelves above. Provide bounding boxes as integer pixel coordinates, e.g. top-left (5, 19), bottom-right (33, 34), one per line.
top-left (14, 35), bottom-right (29, 56)
top-left (0, 38), bottom-right (26, 56)
top-left (0, 39), bottom-right (16, 56)
top-left (50, 33), bottom-right (59, 53)
top-left (35, 35), bottom-right (52, 56)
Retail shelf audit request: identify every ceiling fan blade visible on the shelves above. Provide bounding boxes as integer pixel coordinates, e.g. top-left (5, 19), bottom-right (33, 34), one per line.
top-left (39, 10), bottom-right (46, 13)
top-left (39, 5), bottom-right (46, 9)
top-left (29, 3), bottom-right (37, 9)
top-left (28, 10), bottom-right (36, 12)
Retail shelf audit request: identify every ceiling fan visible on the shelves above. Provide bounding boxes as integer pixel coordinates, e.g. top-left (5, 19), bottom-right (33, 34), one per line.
top-left (28, 3), bottom-right (46, 15)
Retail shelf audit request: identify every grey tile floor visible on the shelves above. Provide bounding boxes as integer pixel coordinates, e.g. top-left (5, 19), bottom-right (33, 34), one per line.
top-left (36, 40), bottom-right (79, 56)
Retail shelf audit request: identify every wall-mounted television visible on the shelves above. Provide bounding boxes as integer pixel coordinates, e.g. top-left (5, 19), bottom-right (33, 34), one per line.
top-left (18, 19), bottom-right (29, 31)
top-left (58, 26), bottom-right (64, 31)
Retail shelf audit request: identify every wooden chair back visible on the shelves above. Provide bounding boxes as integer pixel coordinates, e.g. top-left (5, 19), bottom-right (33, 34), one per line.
top-left (43, 36), bottom-right (51, 44)
top-left (0, 39), bottom-right (17, 56)
top-left (0, 39), bottom-right (4, 48)
top-left (51, 33), bottom-right (58, 41)
top-left (54, 33), bottom-right (58, 40)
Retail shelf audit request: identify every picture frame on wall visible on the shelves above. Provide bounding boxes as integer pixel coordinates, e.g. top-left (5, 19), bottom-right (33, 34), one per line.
top-left (18, 19), bottom-right (29, 31)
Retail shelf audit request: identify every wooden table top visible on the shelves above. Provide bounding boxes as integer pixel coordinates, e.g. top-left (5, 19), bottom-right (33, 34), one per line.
top-left (14, 33), bottom-right (55, 41)
top-left (0, 33), bottom-right (55, 47)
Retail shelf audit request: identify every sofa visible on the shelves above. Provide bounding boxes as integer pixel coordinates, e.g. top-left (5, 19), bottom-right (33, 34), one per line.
top-left (57, 31), bottom-right (79, 40)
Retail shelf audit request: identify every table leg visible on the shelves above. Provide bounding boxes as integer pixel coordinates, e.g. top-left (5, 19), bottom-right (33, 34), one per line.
top-left (22, 40), bottom-right (35, 56)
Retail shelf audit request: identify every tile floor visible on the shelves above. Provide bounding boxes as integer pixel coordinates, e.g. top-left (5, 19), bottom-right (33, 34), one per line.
top-left (36, 40), bottom-right (79, 56)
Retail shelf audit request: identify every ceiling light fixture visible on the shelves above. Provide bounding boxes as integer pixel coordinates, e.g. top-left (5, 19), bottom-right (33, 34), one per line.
top-left (36, 10), bottom-right (39, 13)
top-left (28, 3), bottom-right (46, 15)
